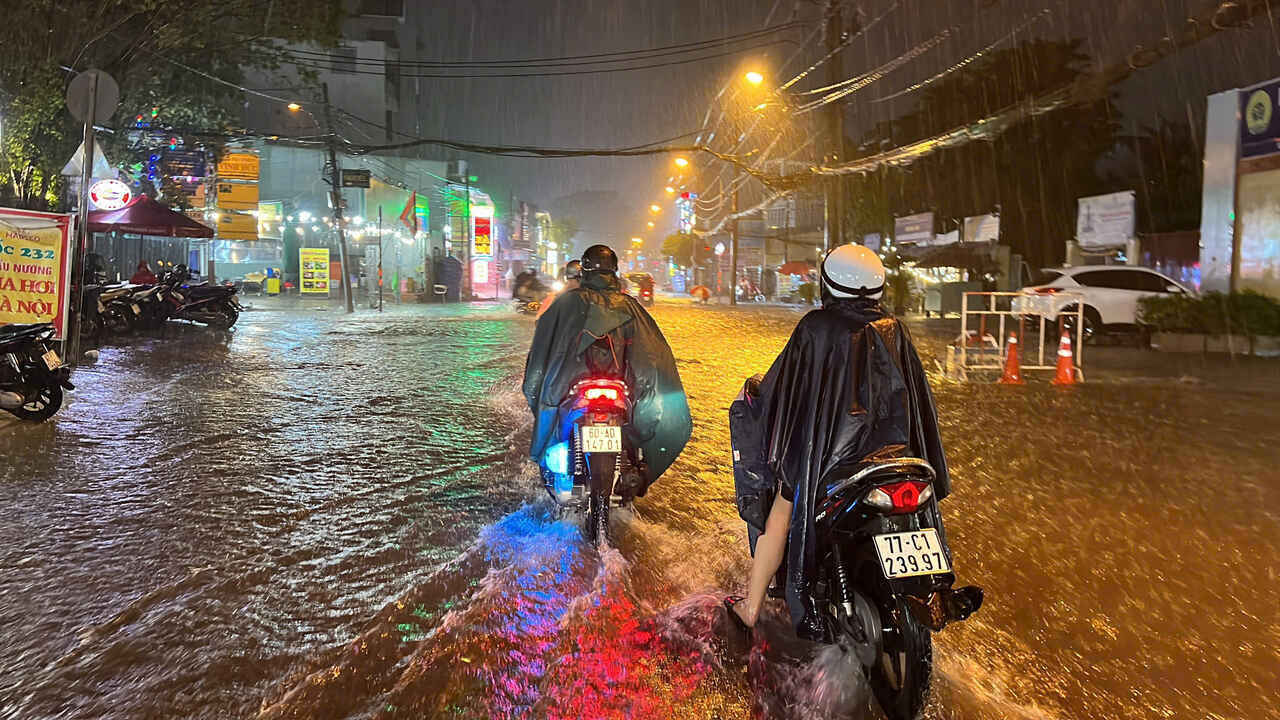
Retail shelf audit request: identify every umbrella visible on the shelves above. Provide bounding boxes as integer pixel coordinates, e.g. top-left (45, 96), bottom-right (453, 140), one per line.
top-left (778, 260), bottom-right (815, 275)
top-left (87, 194), bottom-right (214, 238)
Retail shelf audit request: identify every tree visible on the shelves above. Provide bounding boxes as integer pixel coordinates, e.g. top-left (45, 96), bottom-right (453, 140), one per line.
top-left (0, 0), bottom-right (342, 210)
top-left (549, 216), bottom-right (580, 259)
top-left (660, 232), bottom-right (696, 267)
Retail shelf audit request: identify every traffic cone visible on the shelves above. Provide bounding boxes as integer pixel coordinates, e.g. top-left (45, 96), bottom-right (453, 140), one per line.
top-left (1051, 331), bottom-right (1079, 386)
top-left (998, 331), bottom-right (1023, 384)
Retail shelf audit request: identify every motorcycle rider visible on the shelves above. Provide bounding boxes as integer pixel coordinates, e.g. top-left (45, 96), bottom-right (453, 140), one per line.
top-left (724, 244), bottom-right (950, 638)
top-left (535, 260), bottom-right (581, 320)
top-left (523, 245), bottom-right (691, 501)
top-left (130, 261), bottom-right (157, 285)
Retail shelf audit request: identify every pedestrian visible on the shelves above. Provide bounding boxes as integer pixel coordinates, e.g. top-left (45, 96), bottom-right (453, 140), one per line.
top-left (130, 260), bottom-right (157, 285)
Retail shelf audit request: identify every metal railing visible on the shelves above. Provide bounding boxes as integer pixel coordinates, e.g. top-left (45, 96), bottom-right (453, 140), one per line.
top-left (947, 291), bottom-right (1085, 381)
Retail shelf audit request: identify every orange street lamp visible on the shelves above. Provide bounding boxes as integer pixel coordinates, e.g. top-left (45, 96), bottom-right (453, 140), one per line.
top-left (647, 221), bottom-right (655, 229)
top-left (631, 237), bottom-right (643, 245)
top-left (649, 204), bottom-right (661, 213)
top-left (664, 186), bottom-right (675, 194)
top-left (674, 157), bottom-right (689, 168)
top-left (744, 70), bottom-right (764, 86)
top-left (287, 102), bottom-right (302, 111)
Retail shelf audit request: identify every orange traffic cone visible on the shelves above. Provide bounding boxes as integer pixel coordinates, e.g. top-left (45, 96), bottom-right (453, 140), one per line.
top-left (998, 331), bottom-right (1023, 384)
top-left (1051, 331), bottom-right (1079, 385)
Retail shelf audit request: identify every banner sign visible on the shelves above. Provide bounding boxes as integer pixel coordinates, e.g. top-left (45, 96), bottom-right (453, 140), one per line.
top-left (964, 213), bottom-right (1000, 244)
top-left (216, 181), bottom-right (259, 211)
top-left (473, 216), bottom-right (492, 257)
top-left (894, 212), bottom-right (934, 244)
top-left (341, 169), bottom-right (371, 188)
top-left (216, 152), bottom-right (260, 181)
top-left (89, 179), bottom-right (131, 210)
top-left (218, 211), bottom-right (258, 240)
top-left (0, 208), bottom-right (74, 339)
top-left (1076, 191), bottom-right (1135, 251)
top-left (299, 248), bottom-right (331, 294)
top-left (257, 201), bottom-right (283, 240)
top-left (931, 230), bottom-right (959, 247)
top-left (1241, 80), bottom-right (1280, 159)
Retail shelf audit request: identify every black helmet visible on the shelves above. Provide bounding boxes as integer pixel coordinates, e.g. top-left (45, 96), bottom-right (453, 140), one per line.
top-left (564, 259), bottom-right (582, 280)
top-left (581, 244), bottom-right (618, 274)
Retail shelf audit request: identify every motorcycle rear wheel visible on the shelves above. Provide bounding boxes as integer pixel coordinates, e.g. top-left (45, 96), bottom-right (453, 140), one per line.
top-left (7, 384), bottom-right (63, 422)
top-left (869, 595), bottom-right (933, 720)
top-left (104, 308), bottom-right (132, 335)
top-left (207, 307), bottom-right (238, 330)
top-left (583, 452), bottom-right (616, 546)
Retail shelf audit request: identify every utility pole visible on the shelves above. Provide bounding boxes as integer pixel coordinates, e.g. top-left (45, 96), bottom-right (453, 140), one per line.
top-left (729, 173), bottom-right (739, 306)
top-left (823, 0), bottom-right (846, 255)
top-left (377, 207), bottom-right (383, 312)
top-left (463, 175), bottom-right (472, 300)
top-left (321, 83), bottom-right (354, 314)
top-left (69, 73), bottom-right (98, 367)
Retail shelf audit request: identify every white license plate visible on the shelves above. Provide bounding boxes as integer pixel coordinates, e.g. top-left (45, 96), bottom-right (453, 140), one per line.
top-left (581, 425), bottom-right (622, 453)
top-left (41, 350), bottom-right (62, 371)
top-left (873, 529), bottom-right (951, 579)
top-left (131, 303), bottom-right (141, 315)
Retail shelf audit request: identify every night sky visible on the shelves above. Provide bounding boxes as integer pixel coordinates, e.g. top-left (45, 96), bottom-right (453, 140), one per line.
top-left (388, 0), bottom-right (1280, 246)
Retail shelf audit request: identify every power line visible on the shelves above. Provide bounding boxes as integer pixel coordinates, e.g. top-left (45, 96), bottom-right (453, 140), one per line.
top-left (279, 37), bottom-right (797, 79)
top-left (280, 21), bottom-right (808, 69)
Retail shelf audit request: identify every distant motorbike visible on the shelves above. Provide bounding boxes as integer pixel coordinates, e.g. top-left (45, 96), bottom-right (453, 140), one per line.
top-left (735, 393), bottom-right (984, 720)
top-left (539, 375), bottom-right (644, 544)
top-left (0, 323), bottom-right (74, 422)
top-left (513, 279), bottom-right (550, 316)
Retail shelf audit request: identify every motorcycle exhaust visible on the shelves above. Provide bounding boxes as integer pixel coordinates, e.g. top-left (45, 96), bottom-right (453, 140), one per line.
top-left (0, 391), bottom-right (24, 409)
top-left (905, 585), bottom-right (984, 631)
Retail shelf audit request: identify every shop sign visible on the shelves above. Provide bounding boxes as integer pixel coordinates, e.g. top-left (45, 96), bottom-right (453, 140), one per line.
top-left (299, 248), bottom-right (331, 294)
top-left (216, 181), bottom-right (259, 211)
top-left (216, 152), bottom-right (260, 181)
top-left (0, 208), bottom-right (74, 339)
top-left (963, 214), bottom-right (1000, 244)
top-left (473, 216), bottom-right (492, 257)
top-left (894, 212), bottom-right (934, 244)
top-left (218, 210), bottom-right (258, 240)
top-left (1076, 191), bottom-right (1134, 251)
top-left (341, 169), bottom-right (371, 188)
top-left (1240, 79), bottom-right (1280, 159)
top-left (88, 179), bottom-right (131, 210)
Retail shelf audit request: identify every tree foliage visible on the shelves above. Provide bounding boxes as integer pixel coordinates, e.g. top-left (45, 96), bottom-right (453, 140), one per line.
top-left (549, 216), bottom-right (580, 258)
top-left (660, 232), bottom-right (695, 267)
top-left (0, 0), bottom-right (343, 209)
top-left (845, 39), bottom-right (1120, 268)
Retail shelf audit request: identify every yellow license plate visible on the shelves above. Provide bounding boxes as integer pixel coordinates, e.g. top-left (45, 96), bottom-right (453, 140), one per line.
top-left (42, 350), bottom-right (62, 371)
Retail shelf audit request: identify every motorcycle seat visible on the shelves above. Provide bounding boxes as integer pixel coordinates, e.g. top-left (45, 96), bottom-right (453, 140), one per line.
top-left (822, 457), bottom-right (935, 499)
top-left (0, 322), bottom-right (53, 341)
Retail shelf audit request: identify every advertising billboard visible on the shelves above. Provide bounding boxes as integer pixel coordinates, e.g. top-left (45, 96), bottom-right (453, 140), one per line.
top-left (1240, 80), bottom-right (1280, 159)
top-left (1076, 191), bottom-right (1135, 251)
top-left (0, 208), bottom-right (74, 339)
top-left (894, 212), bottom-right (934, 244)
top-left (473, 216), bottom-right (492, 257)
top-left (299, 248), bottom-right (331, 295)
top-left (964, 214), bottom-right (1000, 244)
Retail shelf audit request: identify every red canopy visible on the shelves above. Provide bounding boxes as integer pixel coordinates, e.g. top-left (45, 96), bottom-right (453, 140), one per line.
top-left (87, 194), bottom-right (214, 238)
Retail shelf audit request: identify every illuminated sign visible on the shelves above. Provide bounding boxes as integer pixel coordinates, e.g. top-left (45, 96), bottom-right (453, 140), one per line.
top-left (299, 248), bottom-right (331, 294)
top-left (216, 181), bottom-right (259, 211)
top-left (473, 259), bottom-right (489, 284)
top-left (0, 208), bottom-right (74, 339)
top-left (473, 216), bottom-right (492, 257)
top-left (88, 179), bottom-right (131, 210)
top-left (216, 152), bottom-right (260, 181)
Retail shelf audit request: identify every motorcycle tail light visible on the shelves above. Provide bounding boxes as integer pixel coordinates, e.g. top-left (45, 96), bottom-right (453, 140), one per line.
top-left (865, 480), bottom-right (933, 514)
top-left (583, 387), bottom-right (618, 402)
top-left (576, 378), bottom-right (628, 410)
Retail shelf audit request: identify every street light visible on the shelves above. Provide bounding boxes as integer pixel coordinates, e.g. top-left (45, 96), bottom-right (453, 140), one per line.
top-left (664, 186), bottom-right (675, 194)
top-left (744, 70), bottom-right (764, 86)
top-left (631, 237), bottom-right (643, 245)
top-left (674, 157), bottom-right (689, 168)
top-left (647, 221), bottom-right (655, 229)
top-left (287, 102), bottom-right (302, 111)
top-left (649, 204), bottom-right (661, 213)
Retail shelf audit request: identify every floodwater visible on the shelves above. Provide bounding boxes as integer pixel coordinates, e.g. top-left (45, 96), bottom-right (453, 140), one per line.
top-left (1, 300), bottom-right (1277, 719)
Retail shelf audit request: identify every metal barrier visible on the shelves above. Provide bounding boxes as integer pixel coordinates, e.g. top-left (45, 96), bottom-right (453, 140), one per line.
top-left (946, 291), bottom-right (1085, 381)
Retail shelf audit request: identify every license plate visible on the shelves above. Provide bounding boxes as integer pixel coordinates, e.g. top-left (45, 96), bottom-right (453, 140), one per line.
top-left (581, 425), bottom-right (622, 453)
top-left (131, 303), bottom-right (141, 315)
top-left (41, 350), bottom-right (62, 371)
top-left (873, 529), bottom-right (951, 579)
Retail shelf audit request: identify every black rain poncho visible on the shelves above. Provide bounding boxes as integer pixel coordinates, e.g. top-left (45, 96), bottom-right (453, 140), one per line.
top-left (734, 295), bottom-right (949, 631)
top-left (523, 272), bottom-right (691, 490)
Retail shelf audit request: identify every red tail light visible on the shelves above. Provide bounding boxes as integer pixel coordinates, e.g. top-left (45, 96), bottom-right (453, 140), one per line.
top-left (1033, 287), bottom-right (1063, 295)
top-left (865, 480), bottom-right (933, 514)
top-left (575, 379), bottom-right (628, 410)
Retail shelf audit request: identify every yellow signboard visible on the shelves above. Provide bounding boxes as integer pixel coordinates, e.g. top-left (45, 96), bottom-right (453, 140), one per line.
top-left (216, 181), bottom-right (259, 211)
top-left (299, 248), bottom-right (331, 294)
top-left (0, 208), bottom-right (74, 339)
top-left (218, 211), bottom-right (258, 240)
top-left (217, 152), bottom-right (260, 181)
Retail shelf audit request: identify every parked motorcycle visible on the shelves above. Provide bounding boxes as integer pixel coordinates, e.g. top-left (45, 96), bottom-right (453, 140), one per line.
top-left (163, 267), bottom-right (242, 329)
top-left (758, 452), bottom-right (984, 720)
top-left (0, 323), bottom-right (74, 422)
top-left (539, 375), bottom-right (644, 544)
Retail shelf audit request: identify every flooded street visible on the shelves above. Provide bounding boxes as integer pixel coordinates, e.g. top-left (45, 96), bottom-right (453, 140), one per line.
top-left (1, 300), bottom-right (1278, 720)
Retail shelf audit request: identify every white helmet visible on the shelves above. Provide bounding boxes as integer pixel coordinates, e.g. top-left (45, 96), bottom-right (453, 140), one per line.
top-left (821, 244), bottom-right (885, 299)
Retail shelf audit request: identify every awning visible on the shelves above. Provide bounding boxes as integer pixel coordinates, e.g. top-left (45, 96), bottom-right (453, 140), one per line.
top-left (778, 260), bottom-right (815, 275)
top-left (87, 194), bottom-right (214, 238)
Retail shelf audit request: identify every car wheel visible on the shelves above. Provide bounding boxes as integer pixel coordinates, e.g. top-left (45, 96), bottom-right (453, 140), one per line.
top-left (1058, 305), bottom-right (1101, 344)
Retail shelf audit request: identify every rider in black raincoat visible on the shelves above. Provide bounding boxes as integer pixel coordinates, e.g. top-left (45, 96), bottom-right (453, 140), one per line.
top-left (727, 244), bottom-right (949, 636)
top-left (523, 245), bottom-right (691, 496)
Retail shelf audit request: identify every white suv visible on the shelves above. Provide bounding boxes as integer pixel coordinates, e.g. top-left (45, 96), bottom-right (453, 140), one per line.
top-left (1017, 266), bottom-right (1192, 338)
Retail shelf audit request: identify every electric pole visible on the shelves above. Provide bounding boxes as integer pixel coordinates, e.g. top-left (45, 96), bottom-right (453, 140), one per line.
top-left (823, 0), bottom-right (846, 255)
top-left (729, 173), bottom-right (739, 306)
top-left (321, 83), bottom-right (355, 314)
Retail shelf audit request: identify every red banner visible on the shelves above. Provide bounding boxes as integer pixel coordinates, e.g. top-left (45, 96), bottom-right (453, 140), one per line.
top-left (473, 216), bottom-right (492, 257)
